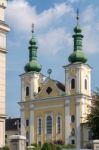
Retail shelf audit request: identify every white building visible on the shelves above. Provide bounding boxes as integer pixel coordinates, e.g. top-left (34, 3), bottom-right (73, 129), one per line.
top-left (0, 0), bottom-right (10, 147)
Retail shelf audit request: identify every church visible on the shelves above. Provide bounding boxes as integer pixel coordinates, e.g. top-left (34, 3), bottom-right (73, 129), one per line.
top-left (19, 11), bottom-right (92, 149)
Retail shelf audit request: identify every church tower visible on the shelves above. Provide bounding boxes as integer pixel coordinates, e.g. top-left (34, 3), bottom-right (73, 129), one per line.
top-left (0, 0), bottom-right (10, 147)
top-left (64, 10), bottom-right (91, 148)
top-left (20, 25), bottom-right (42, 145)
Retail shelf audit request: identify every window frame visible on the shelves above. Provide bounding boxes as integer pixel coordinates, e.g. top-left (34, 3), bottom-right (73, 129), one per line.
top-left (71, 115), bottom-right (75, 123)
top-left (46, 115), bottom-right (52, 135)
top-left (71, 78), bottom-right (75, 89)
top-left (26, 119), bottom-right (29, 127)
top-left (85, 79), bottom-right (87, 90)
top-left (26, 86), bottom-right (29, 96)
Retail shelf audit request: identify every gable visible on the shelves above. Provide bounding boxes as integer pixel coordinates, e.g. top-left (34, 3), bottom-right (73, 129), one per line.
top-left (35, 79), bottom-right (65, 99)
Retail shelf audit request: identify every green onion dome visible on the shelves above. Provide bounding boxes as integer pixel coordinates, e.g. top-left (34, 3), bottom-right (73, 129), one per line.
top-left (68, 10), bottom-right (87, 64)
top-left (24, 25), bottom-right (42, 72)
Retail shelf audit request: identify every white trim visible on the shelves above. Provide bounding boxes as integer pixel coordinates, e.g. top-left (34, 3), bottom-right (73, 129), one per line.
top-left (34, 104), bottom-right (64, 110)
top-left (20, 107), bottom-right (25, 137)
top-left (76, 98), bottom-right (81, 149)
top-left (29, 104), bottom-right (34, 145)
top-left (65, 99), bottom-right (70, 145)
top-left (19, 94), bottom-right (91, 105)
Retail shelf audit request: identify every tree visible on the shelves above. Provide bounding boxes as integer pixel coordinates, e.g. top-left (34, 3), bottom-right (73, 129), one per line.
top-left (86, 88), bottom-right (99, 139)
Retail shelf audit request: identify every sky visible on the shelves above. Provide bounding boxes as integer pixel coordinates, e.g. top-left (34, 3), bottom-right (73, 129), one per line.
top-left (5, 0), bottom-right (99, 117)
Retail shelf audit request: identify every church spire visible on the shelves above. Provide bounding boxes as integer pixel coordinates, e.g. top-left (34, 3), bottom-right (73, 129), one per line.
top-left (68, 9), bottom-right (87, 63)
top-left (24, 24), bottom-right (42, 72)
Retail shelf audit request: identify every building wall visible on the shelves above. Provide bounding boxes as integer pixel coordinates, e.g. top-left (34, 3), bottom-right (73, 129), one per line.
top-left (0, 0), bottom-right (10, 147)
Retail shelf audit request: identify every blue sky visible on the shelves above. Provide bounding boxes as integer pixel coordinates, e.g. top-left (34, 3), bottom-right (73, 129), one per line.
top-left (6, 0), bottom-right (99, 117)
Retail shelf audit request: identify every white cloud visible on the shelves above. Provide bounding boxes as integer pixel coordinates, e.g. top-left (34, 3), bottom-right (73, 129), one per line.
top-left (6, 0), bottom-right (99, 55)
top-left (6, 0), bottom-right (37, 32)
top-left (82, 5), bottom-right (97, 23)
top-left (6, 0), bottom-right (73, 55)
top-left (81, 5), bottom-right (99, 54)
top-left (38, 27), bottom-right (72, 55)
top-left (6, 1), bottom-right (73, 32)
top-left (83, 25), bottom-right (99, 54)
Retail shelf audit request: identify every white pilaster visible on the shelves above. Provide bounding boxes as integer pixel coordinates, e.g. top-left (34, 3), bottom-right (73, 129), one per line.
top-left (20, 105), bottom-right (26, 137)
top-left (76, 67), bottom-right (81, 94)
top-left (88, 70), bottom-right (91, 96)
top-left (65, 68), bottom-right (70, 96)
top-left (76, 98), bottom-right (81, 149)
top-left (21, 78), bottom-right (25, 101)
top-left (29, 104), bottom-right (34, 145)
top-left (65, 98), bottom-right (70, 144)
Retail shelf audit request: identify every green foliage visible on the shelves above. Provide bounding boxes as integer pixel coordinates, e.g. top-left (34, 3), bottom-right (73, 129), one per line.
top-left (27, 143), bottom-right (40, 150)
top-left (0, 146), bottom-right (9, 150)
top-left (62, 144), bottom-right (76, 148)
top-left (41, 142), bottom-right (52, 150)
top-left (53, 140), bottom-right (64, 145)
top-left (86, 88), bottom-right (99, 139)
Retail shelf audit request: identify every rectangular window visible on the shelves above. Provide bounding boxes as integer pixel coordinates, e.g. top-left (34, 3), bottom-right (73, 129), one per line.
top-left (71, 140), bottom-right (75, 144)
top-left (38, 118), bottom-right (42, 135)
top-left (26, 120), bottom-right (29, 126)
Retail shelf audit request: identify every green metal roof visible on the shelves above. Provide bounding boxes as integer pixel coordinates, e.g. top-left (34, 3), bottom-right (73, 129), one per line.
top-left (24, 25), bottom-right (42, 73)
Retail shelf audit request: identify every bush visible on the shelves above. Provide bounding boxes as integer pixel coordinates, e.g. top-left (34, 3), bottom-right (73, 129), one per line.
top-left (53, 140), bottom-right (64, 145)
top-left (62, 144), bottom-right (76, 148)
top-left (0, 146), bottom-right (9, 150)
top-left (41, 142), bottom-right (52, 150)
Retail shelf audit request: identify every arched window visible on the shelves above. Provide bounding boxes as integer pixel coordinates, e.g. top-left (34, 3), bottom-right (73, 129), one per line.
top-left (71, 128), bottom-right (75, 136)
top-left (26, 86), bottom-right (29, 96)
top-left (38, 118), bottom-right (42, 135)
top-left (57, 116), bottom-right (61, 134)
top-left (46, 116), bottom-right (52, 134)
top-left (85, 79), bottom-right (87, 90)
top-left (38, 87), bottom-right (41, 92)
top-left (71, 78), bottom-right (75, 89)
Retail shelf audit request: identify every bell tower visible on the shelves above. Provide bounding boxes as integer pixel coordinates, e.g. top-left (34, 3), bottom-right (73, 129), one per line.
top-left (0, 0), bottom-right (10, 147)
top-left (20, 25), bottom-right (43, 145)
top-left (64, 10), bottom-right (91, 149)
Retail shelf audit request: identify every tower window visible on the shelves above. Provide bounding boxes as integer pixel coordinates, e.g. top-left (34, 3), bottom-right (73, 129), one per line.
top-left (71, 115), bottom-right (75, 123)
top-left (38, 87), bottom-right (41, 92)
top-left (71, 139), bottom-right (75, 144)
top-left (71, 79), bottom-right (75, 89)
top-left (85, 79), bottom-right (87, 90)
top-left (38, 118), bottom-right (42, 135)
top-left (46, 87), bottom-right (52, 94)
top-left (26, 86), bottom-right (29, 96)
top-left (57, 116), bottom-right (61, 134)
top-left (26, 119), bottom-right (29, 126)
top-left (46, 116), bottom-right (52, 134)
top-left (71, 128), bottom-right (75, 136)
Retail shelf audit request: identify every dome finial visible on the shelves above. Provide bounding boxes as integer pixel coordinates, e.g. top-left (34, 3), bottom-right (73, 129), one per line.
top-left (32, 23), bottom-right (34, 37)
top-left (76, 8), bottom-right (79, 25)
